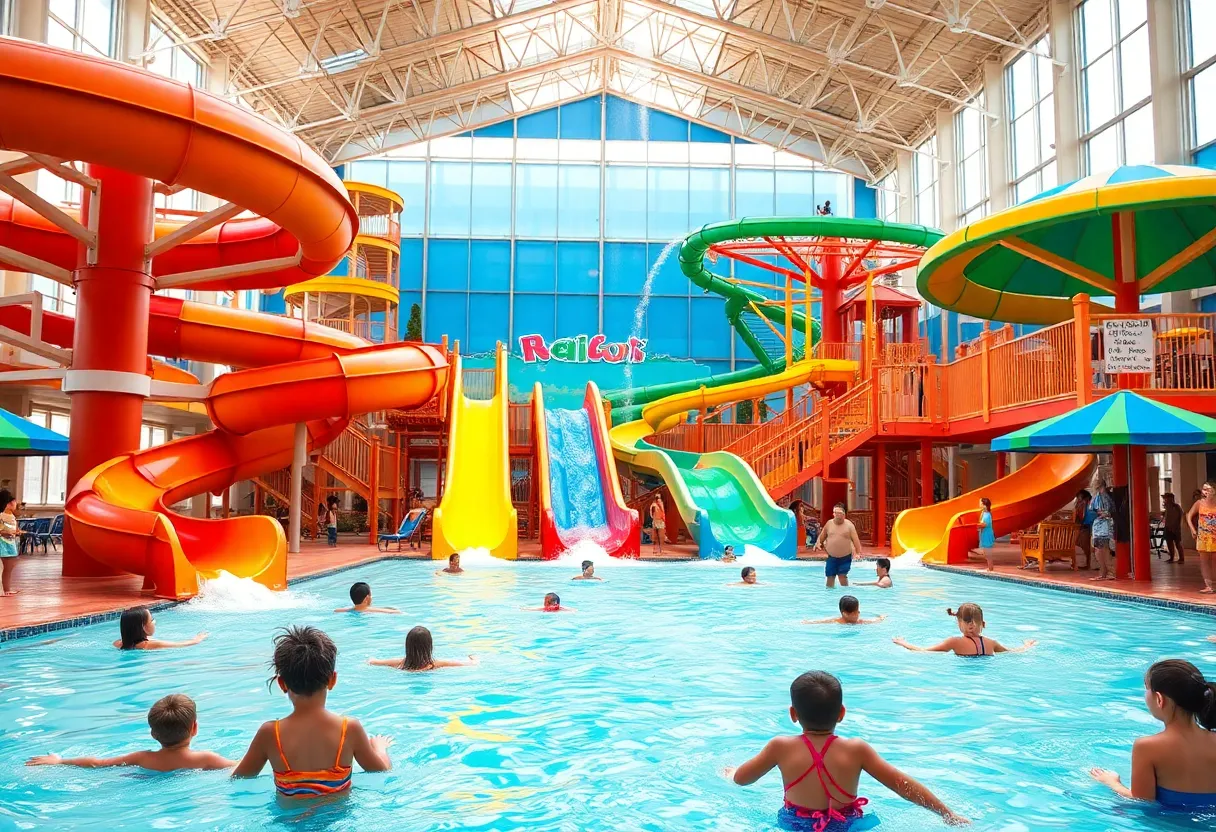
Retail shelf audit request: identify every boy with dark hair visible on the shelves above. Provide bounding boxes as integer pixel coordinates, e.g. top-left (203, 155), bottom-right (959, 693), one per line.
top-left (525, 592), bottom-right (574, 612)
top-left (803, 595), bottom-right (886, 626)
top-left (855, 558), bottom-right (894, 589)
top-left (334, 582), bottom-right (400, 614)
top-left (26, 694), bottom-right (235, 771)
top-left (728, 671), bottom-right (966, 828)
top-left (437, 553), bottom-right (464, 575)
top-left (572, 560), bottom-right (602, 581)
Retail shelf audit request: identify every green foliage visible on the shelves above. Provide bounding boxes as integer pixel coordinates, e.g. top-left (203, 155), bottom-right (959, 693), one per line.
top-left (405, 303), bottom-right (422, 341)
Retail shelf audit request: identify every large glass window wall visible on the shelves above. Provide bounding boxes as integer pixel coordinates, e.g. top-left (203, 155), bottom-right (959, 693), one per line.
top-left (349, 95), bottom-right (861, 370)
top-left (1078, 0), bottom-right (1153, 171)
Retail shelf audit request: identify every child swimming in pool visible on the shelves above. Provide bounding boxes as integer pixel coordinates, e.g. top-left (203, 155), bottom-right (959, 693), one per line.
top-left (728, 670), bottom-right (967, 829)
top-left (892, 603), bottom-right (1036, 656)
top-left (1090, 659), bottom-right (1216, 808)
top-left (233, 626), bottom-right (393, 794)
top-left (721, 545), bottom-right (737, 563)
top-left (334, 582), bottom-right (401, 614)
top-left (368, 625), bottom-right (478, 671)
top-left (854, 558), bottom-right (893, 588)
top-left (803, 595), bottom-right (885, 625)
top-left (572, 560), bottom-right (602, 581)
top-left (436, 553), bottom-right (464, 575)
top-left (26, 693), bottom-right (235, 771)
top-left (524, 592), bottom-right (574, 612)
top-left (113, 606), bottom-right (207, 650)
top-left (731, 566), bottom-right (759, 586)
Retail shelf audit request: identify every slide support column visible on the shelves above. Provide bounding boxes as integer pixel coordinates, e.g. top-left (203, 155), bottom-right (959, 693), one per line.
top-left (920, 440), bottom-right (933, 507)
top-left (289, 422), bottom-right (305, 554)
top-left (874, 445), bottom-right (887, 548)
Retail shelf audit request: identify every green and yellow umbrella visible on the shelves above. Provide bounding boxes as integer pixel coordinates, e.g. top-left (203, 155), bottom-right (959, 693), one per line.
top-left (0, 408), bottom-right (68, 456)
top-left (919, 165), bottom-right (1216, 324)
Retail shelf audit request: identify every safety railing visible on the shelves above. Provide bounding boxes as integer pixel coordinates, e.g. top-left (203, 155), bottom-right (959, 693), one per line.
top-left (1090, 312), bottom-right (1216, 393)
top-left (508, 403), bottom-right (533, 448)
top-left (827, 380), bottom-right (872, 453)
top-left (358, 214), bottom-right (400, 241)
top-left (320, 424), bottom-right (371, 491)
top-left (875, 364), bottom-right (932, 423)
top-left (945, 351), bottom-right (983, 419)
top-left (313, 317), bottom-right (397, 343)
top-left (461, 368), bottom-right (495, 401)
top-left (881, 340), bottom-right (928, 364)
top-left (813, 341), bottom-right (865, 364)
top-left (989, 319), bottom-right (1076, 410)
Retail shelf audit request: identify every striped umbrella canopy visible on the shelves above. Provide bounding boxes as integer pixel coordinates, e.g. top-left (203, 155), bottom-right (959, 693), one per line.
top-left (991, 391), bottom-right (1216, 453)
top-left (0, 409), bottom-right (68, 456)
top-left (918, 165), bottom-right (1216, 325)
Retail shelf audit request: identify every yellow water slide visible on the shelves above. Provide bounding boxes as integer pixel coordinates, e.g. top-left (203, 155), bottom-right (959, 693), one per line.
top-left (432, 342), bottom-right (518, 559)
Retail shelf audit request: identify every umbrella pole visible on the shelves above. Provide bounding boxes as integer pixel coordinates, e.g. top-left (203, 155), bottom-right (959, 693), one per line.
top-left (1130, 444), bottom-right (1152, 582)
top-left (1113, 449), bottom-right (1131, 579)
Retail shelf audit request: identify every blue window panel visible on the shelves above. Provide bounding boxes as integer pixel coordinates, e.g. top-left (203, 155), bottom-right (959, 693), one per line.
top-left (734, 255), bottom-right (780, 300)
top-left (515, 241), bottom-right (557, 292)
top-left (853, 178), bottom-right (877, 219)
top-left (689, 167), bottom-right (730, 229)
top-left (1196, 143), bottom-right (1216, 169)
top-left (813, 171), bottom-right (849, 217)
top-left (399, 239), bottom-right (424, 290)
top-left (602, 295), bottom-right (638, 344)
top-left (557, 165), bottom-right (601, 238)
top-left (603, 242), bottom-right (647, 294)
top-left (775, 170), bottom-right (814, 217)
top-left (260, 290), bottom-right (286, 314)
top-left (606, 97), bottom-right (644, 141)
top-left (470, 240), bottom-right (510, 292)
top-left (467, 293), bottom-right (509, 354)
top-left (690, 123), bottom-right (731, 143)
top-left (556, 294), bottom-right (599, 337)
top-left (646, 109), bottom-right (689, 142)
top-left (347, 160), bottom-right (387, 188)
top-left (557, 241), bottom-right (600, 293)
top-left (471, 163), bottom-right (512, 236)
top-left (604, 166), bottom-right (647, 239)
top-left (646, 167), bottom-right (689, 241)
top-left (387, 161), bottom-right (426, 236)
top-left (646, 241), bottom-right (686, 296)
top-left (425, 292), bottom-right (467, 345)
top-left (513, 294), bottom-right (555, 341)
top-left (399, 291), bottom-right (422, 337)
top-left (704, 361), bottom-right (732, 378)
top-left (559, 97), bottom-right (602, 139)
top-left (515, 164), bottom-right (559, 237)
top-left (644, 297), bottom-right (689, 358)
top-left (735, 168), bottom-right (775, 217)
top-left (690, 297), bottom-right (731, 359)
top-left (517, 107), bottom-right (559, 139)
top-left (427, 239), bottom-right (469, 291)
top-left (428, 161), bottom-right (472, 235)
top-left (472, 120), bottom-right (514, 138)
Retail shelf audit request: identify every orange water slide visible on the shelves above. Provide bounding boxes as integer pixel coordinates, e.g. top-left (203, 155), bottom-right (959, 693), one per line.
top-left (891, 453), bottom-right (1094, 564)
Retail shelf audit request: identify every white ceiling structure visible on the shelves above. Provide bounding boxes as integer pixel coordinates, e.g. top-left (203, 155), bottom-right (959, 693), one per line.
top-left (150, 0), bottom-right (1052, 179)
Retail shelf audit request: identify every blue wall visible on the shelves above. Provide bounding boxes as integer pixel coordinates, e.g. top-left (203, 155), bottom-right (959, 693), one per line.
top-left (348, 94), bottom-right (863, 375)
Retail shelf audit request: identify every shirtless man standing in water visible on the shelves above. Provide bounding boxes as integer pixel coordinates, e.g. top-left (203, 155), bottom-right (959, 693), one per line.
top-left (814, 503), bottom-right (862, 588)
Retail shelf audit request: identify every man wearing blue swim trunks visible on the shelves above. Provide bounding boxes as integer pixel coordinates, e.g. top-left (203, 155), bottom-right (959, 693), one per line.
top-left (815, 503), bottom-right (862, 588)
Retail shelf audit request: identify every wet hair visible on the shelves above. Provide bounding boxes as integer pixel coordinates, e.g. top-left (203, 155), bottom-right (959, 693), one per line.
top-left (0, 488), bottom-right (13, 510)
top-left (403, 626), bottom-right (435, 671)
top-left (741, 567), bottom-right (756, 579)
top-left (790, 671), bottom-right (843, 732)
top-left (148, 693), bottom-right (196, 746)
top-left (979, 497), bottom-right (992, 511)
top-left (838, 595), bottom-right (859, 614)
top-left (448, 553), bottom-right (459, 563)
top-left (581, 560), bottom-right (593, 571)
top-left (947, 603), bottom-right (984, 624)
top-left (349, 582), bottom-right (371, 604)
top-left (1147, 660), bottom-right (1216, 730)
top-left (723, 545), bottom-right (734, 554)
top-left (833, 502), bottom-right (846, 512)
top-left (1076, 489), bottom-right (1091, 501)
top-left (271, 626), bottom-right (337, 696)
top-left (544, 592), bottom-right (560, 607)
top-left (118, 606), bottom-right (152, 650)
top-left (876, 557), bottom-right (891, 572)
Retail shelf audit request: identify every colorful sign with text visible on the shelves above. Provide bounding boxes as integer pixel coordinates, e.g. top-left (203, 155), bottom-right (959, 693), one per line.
top-left (519, 334), bottom-right (646, 364)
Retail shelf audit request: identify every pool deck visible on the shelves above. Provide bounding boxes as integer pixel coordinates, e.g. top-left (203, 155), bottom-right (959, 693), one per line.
top-left (5, 538), bottom-right (1213, 640)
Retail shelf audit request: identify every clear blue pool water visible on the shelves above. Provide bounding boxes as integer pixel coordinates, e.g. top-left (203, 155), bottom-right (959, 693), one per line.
top-left (2, 555), bottom-right (1215, 831)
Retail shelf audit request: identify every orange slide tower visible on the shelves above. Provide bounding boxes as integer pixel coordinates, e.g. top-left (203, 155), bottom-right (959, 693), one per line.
top-left (0, 37), bottom-right (449, 597)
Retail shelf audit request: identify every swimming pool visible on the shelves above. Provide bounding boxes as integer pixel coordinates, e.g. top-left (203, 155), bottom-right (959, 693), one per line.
top-left (2, 554), bottom-right (1213, 831)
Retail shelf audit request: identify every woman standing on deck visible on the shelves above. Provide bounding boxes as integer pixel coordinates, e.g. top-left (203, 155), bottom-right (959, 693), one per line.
top-left (1186, 481), bottom-right (1216, 594)
top-left (1090, 481), bottom-right (1116, 581)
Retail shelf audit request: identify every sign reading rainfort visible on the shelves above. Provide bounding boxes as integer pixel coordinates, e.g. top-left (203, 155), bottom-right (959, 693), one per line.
top-left (1102, 319), bottom-right (1154, 373)
top-left (518, 334), bottom-right (646, 364)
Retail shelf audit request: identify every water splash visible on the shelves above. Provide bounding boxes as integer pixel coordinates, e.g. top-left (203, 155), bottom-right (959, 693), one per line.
top-left (544, 408), bottom-right (609, 543)
top-left (622, 236), bottom-right (683, 404)
top-left (886, 550), bottom-right (924, 571)
top-left (736, 545), bottom-right (801, 567)
top-left (185, 571), bottom-right (317, 612)
top-left (455, 548), bottom-right (502, 568)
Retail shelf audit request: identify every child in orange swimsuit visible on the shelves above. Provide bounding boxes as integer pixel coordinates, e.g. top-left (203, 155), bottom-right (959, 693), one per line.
top-left (728, 670), bottom-right (966, 829)
top-left (233, 625), bottom-right (393, 796)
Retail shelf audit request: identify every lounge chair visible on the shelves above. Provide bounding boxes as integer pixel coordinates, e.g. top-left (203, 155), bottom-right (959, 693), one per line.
top-left (38, 514), bottom-right (64, 552)
top-left (1019, 521), bottom-right (1078, 573)
top-left (378, 508), bottom-right (427, 552)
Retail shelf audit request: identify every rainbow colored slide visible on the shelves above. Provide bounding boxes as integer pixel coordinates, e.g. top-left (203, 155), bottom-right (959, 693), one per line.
top-left (534, 382), bottom-right (640, 559)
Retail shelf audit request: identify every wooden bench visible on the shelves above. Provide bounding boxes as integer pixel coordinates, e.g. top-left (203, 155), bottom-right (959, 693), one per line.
top-left (1019, 521), bottom-right (1078, 573)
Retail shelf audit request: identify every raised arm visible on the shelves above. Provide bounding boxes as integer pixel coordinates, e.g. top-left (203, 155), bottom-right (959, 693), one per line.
top-left (860, 615), bottom-right (887, 625)
top-left (432, 656), bottom-right (479, 668)
top-left (347, 719), bottom-right (393, 772)
top-left (1090, 738), bottom-right (1156, 801)
top-left (801, 617), bottom-right (841, 625)
top-left (992, 639), bottom-right (1037, 654)
top-left (366, 607), bottom-right (402, 614)
top-left (145, 633), bottom-right (208, 649)
top-left (860, 742), bottom-right (967, 824)
top-left (730, 739), bottom-right (780, 786)
top-left (893, 637), bottom-right (955, 653)
top-left (26, 752), bottom-right (139, 768)
top-left (367, 657), bottom-right (405, 667)
top-left (232, 723), bottom-right (272, 778)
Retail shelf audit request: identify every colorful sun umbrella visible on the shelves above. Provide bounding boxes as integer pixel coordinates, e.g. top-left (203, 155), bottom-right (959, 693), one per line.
top-left (0, 408), bottom-right (68, 456)
top-left (918, 165), bottom-right (1216, 325)
top-left (991, 390), bottom-right (1216, 454)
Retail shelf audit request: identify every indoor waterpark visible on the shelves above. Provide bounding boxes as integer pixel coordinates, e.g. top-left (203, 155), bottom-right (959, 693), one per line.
top-left (2, 0), bottom-right (1216, 829)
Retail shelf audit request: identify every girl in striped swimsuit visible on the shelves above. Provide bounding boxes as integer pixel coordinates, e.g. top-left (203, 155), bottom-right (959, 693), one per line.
top-left (234, 625), bottom-right (393, 796)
